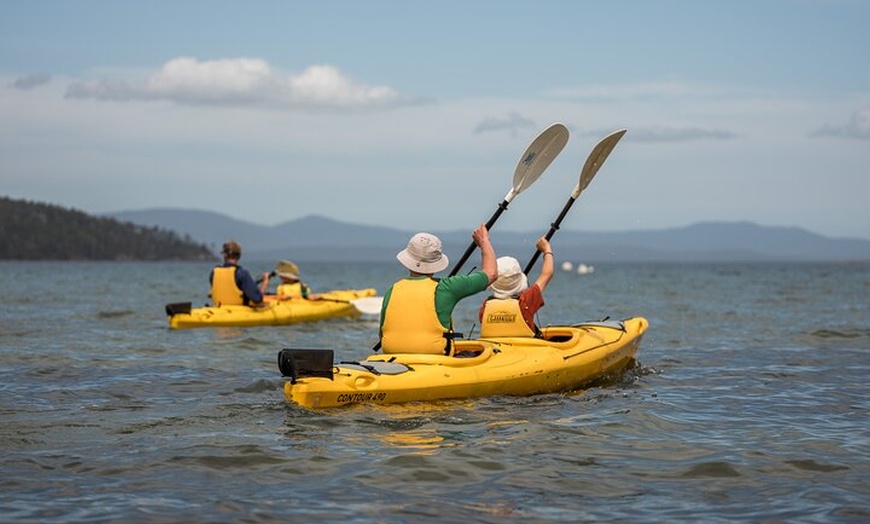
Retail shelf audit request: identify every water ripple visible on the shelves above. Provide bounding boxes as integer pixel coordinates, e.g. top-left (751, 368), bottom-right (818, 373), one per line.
top-left (2, 261), bottom-right (869, 522)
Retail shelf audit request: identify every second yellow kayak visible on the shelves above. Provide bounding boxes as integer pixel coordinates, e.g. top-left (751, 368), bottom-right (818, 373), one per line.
top-left (167, 287), bottom-right (378, 329)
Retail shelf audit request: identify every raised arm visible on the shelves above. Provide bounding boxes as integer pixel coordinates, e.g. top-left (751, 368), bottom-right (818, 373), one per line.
top-left (533, 237), bottom-right (554, 292)
top-left (472, 223), bottom-right (497, 284)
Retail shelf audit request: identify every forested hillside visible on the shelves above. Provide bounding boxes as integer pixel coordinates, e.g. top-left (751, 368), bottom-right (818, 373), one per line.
top-left (1, 196), bottom-right (215, 261)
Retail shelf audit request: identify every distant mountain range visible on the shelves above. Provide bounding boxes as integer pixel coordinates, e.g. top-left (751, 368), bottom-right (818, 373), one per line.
top-left (108, 208), bottom-right (870, 263)
top-left (107, 208), bottom-right (870, 263)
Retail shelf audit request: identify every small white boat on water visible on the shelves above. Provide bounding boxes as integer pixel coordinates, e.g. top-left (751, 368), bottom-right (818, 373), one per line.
top-left (577, 263), bottom-right (595, 275)
top-left (561, 261), bottom-right (595, 274)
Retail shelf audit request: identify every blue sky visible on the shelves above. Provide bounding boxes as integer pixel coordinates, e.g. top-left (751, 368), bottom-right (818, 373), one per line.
top-left (2, 0), bottom-right (868, 239)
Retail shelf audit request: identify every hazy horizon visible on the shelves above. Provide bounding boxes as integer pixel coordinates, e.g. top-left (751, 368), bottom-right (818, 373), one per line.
top-left (107, 204), bottom-right (870, 241)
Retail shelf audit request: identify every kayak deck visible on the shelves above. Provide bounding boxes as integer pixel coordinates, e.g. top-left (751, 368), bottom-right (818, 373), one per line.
top-left (279, 316), bottom-right (649, 408)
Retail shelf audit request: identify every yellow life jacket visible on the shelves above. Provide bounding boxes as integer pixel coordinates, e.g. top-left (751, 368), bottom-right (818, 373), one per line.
top-left (479, 297), bottom-right (536, 338)
top-left (211, 266), bottom-right (244, 306)
top-left (277, 282), bottom-right (305, 298)
top-left (381, 278), bottom-right (449, 355)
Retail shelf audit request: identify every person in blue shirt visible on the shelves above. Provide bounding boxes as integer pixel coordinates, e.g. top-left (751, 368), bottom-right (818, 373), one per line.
top-left (209, 240), bottom-right (265, 307)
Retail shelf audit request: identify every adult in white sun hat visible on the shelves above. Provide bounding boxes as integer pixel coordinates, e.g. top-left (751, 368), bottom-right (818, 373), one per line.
top-left (478, 236), bottom-right (555, 338)
top-left (379, 224), bottom-right (497, 355)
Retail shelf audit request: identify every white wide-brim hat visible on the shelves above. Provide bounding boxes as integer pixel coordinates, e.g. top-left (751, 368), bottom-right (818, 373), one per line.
top-left (397, 232), bottom-right (449, 273)
top-left (489, 256), bottom-right (529, 298)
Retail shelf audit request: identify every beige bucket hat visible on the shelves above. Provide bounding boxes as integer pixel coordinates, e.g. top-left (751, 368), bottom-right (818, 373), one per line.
top-left (489, 256), bottom-right (529, 298)
top-left (396, 232), bottom-right (449, 273)
top-left (275, 260), bottom-right (300, 280)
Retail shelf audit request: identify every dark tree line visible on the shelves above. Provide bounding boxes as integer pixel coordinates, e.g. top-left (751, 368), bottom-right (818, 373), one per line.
top-left (0, 196), bottom-right (217, 261)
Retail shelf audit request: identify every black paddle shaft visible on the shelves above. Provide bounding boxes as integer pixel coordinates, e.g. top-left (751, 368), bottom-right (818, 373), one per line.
top-left (448, 200), bottom-right (508, 277)
top-left (255, 270), bottom-right (277, 285)
top-left (522, 196), bottom-right (576, 275)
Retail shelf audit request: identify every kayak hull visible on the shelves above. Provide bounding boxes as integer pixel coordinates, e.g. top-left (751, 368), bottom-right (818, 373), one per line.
top-left (281, 316), bottom-right (648, 408)
top-left (168, 288), bottom-right (377, 329)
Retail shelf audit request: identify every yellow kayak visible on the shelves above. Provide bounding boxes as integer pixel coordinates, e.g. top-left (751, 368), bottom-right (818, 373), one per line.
top-left (166, 288), bottom-right (378, 329)
top-left (278, 317), bottom-right (649, 408)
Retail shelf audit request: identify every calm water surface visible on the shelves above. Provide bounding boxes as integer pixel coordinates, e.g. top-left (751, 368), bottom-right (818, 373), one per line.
top-left (1, 260), bottom-right (868, 522)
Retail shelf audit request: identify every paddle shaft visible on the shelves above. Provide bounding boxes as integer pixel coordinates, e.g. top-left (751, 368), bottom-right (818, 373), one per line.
top-left (256, 270), bottom-right (276, 285)
top-left (523, 129), bottom-right (627, 275)
top-left (523, 196), bottom-right (576, 275)
top-left (448, 199), bottom-right (509, 277)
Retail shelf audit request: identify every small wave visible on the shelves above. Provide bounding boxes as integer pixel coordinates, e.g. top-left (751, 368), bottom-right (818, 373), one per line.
top-left (97, 310), bottom-right (135, 319)
top-left (680, 460), bottom-right (742, 478)
top-left (0, 327), bottom-right (36, 338)
top-left (233, 378), bottom-right (282, 394)
top-left (168, 444), bottom-right (286, 471)
top-left (786, 459), bottom-right (850, 472)
top-left (810, 328), bottom-right (870, 339)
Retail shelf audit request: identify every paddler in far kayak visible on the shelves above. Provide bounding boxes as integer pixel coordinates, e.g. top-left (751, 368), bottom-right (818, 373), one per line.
top-left (209, 240), bottom-right (265, 308)
top-left (478, 236), bottom-right (554, 338)
top-left (260, 260), bottom-right (321, 301)
top-left (379, 224), bottom-right (497, 355)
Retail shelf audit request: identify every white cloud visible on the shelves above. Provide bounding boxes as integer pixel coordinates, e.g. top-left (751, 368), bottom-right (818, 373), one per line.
top-left (810, 106), bottom-right (870, 140)
top-left (64, 57), bottom-right (422, 110)
top-left (473, 112), bottom-right (536, 136)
